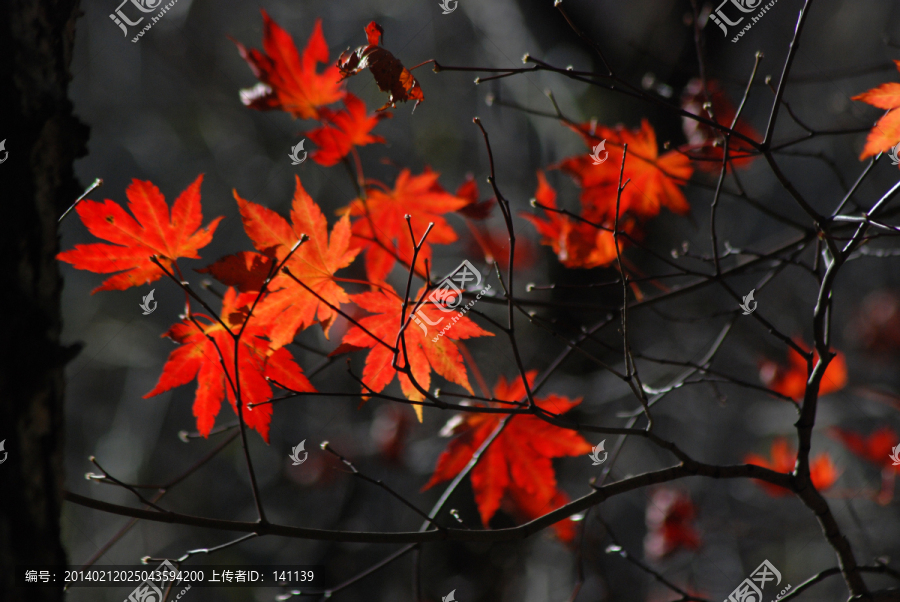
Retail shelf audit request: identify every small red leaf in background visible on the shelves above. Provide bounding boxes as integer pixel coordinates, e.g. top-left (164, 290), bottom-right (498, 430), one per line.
top-left (336, 20), bottom-right (424, 112)
top-left (144, 287), bottom-right (315, 442)
top-left (339, 283), bottom-right (493, 420)
top-left (465, 227), bottom-right (536, 272)
top-left (830, 426), bottom-right (900, 473)
top-left (845, 290), bottom-right (900, 353)
top-left (307, 93), bottom-right (390, 166)
top-left (681, 78), bottom-right (759, 171)
top-left (424, 371), bottom-right (591, 542)
top-left (745, 437), bottom-right (840, 496)
top-left (341, 168), bottom-right (468, 283)
top-left (57, 175), bottom-right (223, 292)
top-left (233, 11), bottom-right (345, 120)
top-left (521, 171), bottom-right (629, 269)
top-left (455, 176), bottom-right (532, 270)
top-left (370, 404), bottom-right (413, 464)
top-left (557, 119), bottom-right (693, 221)
top-left (455, 175), bottom-right (495, 220)
top-left (852, 61), bottom-right (900, 161)
top-left (644, 488), bottom-right (701, 560)
top-left (759, 340), bottom-right (848, 400)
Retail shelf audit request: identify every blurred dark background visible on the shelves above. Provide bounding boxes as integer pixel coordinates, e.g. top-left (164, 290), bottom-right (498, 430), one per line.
top-left (60, 0), bottom-right (900, 600)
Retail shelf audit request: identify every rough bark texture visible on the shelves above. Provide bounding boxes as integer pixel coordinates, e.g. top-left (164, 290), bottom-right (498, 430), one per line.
top-left (0, 0), bottom-right (87, 599)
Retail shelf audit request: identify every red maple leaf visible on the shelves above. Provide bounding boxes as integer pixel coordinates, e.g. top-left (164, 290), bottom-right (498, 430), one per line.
top-left (557, 119), bottom-right (693, 221)
top-left (745, 437), bottom-right (840, 497)
top-left (342, 168), bottom-right (468, 282)
top-left (144, 287), bottom-right (315, 442)
top-left (200, 176), bottom-right (359, 348)
top-left (521, 171), bottom-right (629, 269)
top-left (306, 93), bottom-right (390, 166)
top-left (336, 21), bottom-right (424, 112)
top-left (830, 426), bottom-right (900, 473)
top-left (454, 176), bottom-right (532, 269)
top-left (454, 175), bottom-right (495, 220)
top-left (644, 488), bottom-right (702, 560)
top-left (680, 78), bottom-right (759, 171)
top-left (759, 340), bottom-right (848, 400)
top-left (423, 371), bottom-right (592, 542)
top-left (57, 175), bottom-right (223, 292)
top-left (339, 282), bottom-right (493, 420)
top-left (233, 11), bottom-right (345, 120)
top-left (852, 60), bottom-right (900, 161)
top-left (465, 226), bottom-right (536, 272)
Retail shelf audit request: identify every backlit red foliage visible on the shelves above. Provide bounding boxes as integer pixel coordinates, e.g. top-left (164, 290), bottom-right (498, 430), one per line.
top-left (341, 168), bottom-right (468, 282)
top-left (745, 438), bottom-right (840, 496)
top-left (522, 171), bottom-right (627, 269)
top-left (681, 78), bottom-right (759, 171)
top-left (234, 11), bottom-right (345, 120)
top-left (830, 426), bottom-right (900, 473)
top-left (424, 371), bottom-right (592, 542)
top-left (759, 340), bottom-right (848, 400)
top-left (57, 176), bottom-right (222, 292)
top-left (644, 488), bottom-right (701, 560)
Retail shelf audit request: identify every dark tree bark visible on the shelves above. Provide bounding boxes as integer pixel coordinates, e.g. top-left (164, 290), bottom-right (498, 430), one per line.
top-left (0, 0), bottom-right (88, 599)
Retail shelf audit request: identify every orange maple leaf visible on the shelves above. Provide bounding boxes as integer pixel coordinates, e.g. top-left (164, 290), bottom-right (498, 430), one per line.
top-left (144, 287), bottom-right (315, 442)
top-left (681, 78), bottom-right (759, 171)
top-left (233, 11), bottom-right (345, 120)
top-left (57, 175), bottom-right (223, 293)
top-left (423, 371), bottom-right (591, 542)
top-left (200, 176), bottom-right (359, 348)
top-left (557, 119), bottom-right (693, 221)
top-left (341, 168), bottom-right (468, 283)
top-left (745, 437), bottom-right (840, 496)
top-left (521, 171), bottom-right (629, 269)
top-left (307, 93), bottom-right (390, 166)
top-left (339, 283), bottom-right (493, 420)
top-left (337, 21), bottom-right (424, 112)
top-left (830, 426), bottom-right (900, 473)
top-left (759, 340), bottom-right (848, 400)
top-left (852, 60), bottom-right (900, 160)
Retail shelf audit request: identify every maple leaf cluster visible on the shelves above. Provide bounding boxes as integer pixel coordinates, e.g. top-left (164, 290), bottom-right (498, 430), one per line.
top-left (523, 78), bottom-right (760, 270)
top-left (57, 12), bottom-right (846, 550)
top-left (58, 13), bottom-right (584, 541)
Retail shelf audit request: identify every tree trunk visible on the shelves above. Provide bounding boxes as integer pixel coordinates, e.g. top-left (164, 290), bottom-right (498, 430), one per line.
top-left (0, 0), bottom-right (87, 599)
